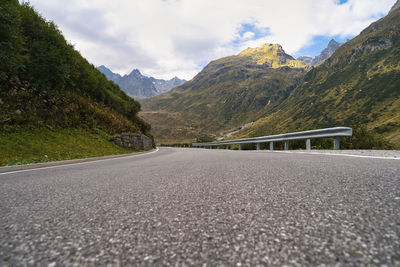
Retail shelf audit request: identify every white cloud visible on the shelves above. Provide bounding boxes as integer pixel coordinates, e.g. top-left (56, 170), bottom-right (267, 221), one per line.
top-left (242, 32), bottom-right (256, 40)
top-left (25, 0), bottom-right (395, 80)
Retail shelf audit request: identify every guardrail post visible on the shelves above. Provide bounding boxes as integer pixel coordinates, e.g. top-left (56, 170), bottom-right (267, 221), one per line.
top-left (334, 137), bottom-right (340, 150)
top-left (284, 141), bottom-right (289, 150)
top-left (256, 143), bottom-right (260, 150)
top-left (226, 145), bottom-right (230, 150)
top-left (306, 139), bottom-right (311, 150)
top-left (239, 144), bottom-right (242, 150)
top-left (270, 142), bottom-right (274, 151)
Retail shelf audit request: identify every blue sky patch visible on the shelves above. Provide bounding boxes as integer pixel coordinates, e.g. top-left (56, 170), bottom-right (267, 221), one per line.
top-left (232, 23), bottom-right (270, 46)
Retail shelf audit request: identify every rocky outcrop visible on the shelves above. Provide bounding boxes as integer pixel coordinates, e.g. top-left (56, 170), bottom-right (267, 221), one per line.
top-left (113, 133), bottom-right (154, 150)
top-left (389, 0), bottom-right (400, 14)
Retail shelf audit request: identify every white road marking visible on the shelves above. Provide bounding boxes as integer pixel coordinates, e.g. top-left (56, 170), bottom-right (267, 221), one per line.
top-left (180, 147), bottom-right (399, 160)
top-left (265, 150), bottom-right (400, 160)
top-left (0, 148), bottom-right (159, 176)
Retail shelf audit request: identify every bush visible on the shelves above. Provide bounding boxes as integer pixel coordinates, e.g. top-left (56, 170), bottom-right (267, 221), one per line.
top-left (341, 121), bottom-right (393, 149)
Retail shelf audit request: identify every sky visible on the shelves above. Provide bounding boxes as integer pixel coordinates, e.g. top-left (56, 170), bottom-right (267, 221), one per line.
top-left (24, 0), bottom-right (396, 80)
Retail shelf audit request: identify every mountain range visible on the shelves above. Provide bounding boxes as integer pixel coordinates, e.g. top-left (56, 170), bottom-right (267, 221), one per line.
top-left (140, 44), bottom-right (308, 143)
top-left (141, 0), bottom-right (400, 148)
top-left (98, 65), bottom-right (186, 99)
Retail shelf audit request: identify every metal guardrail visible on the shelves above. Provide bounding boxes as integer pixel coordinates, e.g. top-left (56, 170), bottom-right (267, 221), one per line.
top-left (192, 127), bottom-right (353, 150)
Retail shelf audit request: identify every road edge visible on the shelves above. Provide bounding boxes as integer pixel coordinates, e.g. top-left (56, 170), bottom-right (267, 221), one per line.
top-left (0, 148), bottom-right (160, 175)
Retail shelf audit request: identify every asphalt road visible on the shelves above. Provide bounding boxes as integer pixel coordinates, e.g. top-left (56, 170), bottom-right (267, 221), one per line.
top-left (1, 147), bottom-right (399, 266)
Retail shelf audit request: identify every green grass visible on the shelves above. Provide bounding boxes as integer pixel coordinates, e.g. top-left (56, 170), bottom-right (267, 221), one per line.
top-left (0, 128), bottom-right (141, 166)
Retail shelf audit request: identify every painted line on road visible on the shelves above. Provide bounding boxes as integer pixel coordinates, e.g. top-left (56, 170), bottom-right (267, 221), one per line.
top-left (0, 148), bottom-right (160, 176)
top-left (271, 150), bottom-right (399, 160)
top-left (185, 148), bottom-right (399, 160)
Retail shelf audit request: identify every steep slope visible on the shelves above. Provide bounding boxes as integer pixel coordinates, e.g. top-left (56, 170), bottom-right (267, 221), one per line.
top-left (141, 44), bottom-right (307, 143)
top-left (98, 66), bottom-right (186, 99)
top-left (0, 1), bottom-right (152, 165)
top-left (236, 2), bottom-right (400, 147)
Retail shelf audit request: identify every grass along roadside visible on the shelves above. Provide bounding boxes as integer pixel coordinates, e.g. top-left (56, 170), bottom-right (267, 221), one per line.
top-left (0, 128), bottom-right (141, 166)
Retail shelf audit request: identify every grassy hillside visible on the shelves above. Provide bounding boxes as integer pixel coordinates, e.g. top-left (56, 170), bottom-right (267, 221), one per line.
top-left (0, 128), bottom-right (140, 166)
top-left (141, 44), bottom-right (307, 144)
top-left (0, 1), bottom-right (152, 166)
top-left (234, 5), bottom-right (400, 148)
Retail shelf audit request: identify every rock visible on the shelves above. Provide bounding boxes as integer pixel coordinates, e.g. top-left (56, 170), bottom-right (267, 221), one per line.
top-left (389, 0), bottom-right (400, 14)
top-left (113, 133), bottom-right (154, 150)
top-left (312, 39), bottom-right (341, 66)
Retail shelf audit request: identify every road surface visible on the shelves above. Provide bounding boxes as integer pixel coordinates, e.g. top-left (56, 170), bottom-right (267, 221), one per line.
top-left (1, 147), bottom-right (399, 265)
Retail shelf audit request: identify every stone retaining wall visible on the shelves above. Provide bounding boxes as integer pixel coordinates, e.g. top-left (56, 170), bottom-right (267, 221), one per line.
top-left (113, 133), bottom-right (154, 150)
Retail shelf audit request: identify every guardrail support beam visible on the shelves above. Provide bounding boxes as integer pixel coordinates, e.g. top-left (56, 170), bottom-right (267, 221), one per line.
top-left (306, 139), bottom-right (311, 150)
top-left (270, 142), bottom-right (274, 151)
top-left (239, 144), bottom-right (242, 150)
top-left (334, 137), bottom-right (340, 150)
top-left (226, 145), bottom-right (229, 150)
top-left (284, 141), bottom-right (289, 150)
top-left (256, 143), bottom-right (260, 150)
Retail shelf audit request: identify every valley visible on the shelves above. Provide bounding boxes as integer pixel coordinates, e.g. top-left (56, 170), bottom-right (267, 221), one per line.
top-left (141, 3), bottom-right (400, 148)
top-left (140, 44), bottom-right (308, 144)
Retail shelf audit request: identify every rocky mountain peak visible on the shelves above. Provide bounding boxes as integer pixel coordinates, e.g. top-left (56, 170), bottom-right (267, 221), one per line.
top-left (128, 69), bottom-right (142, 77)
top-left (327, 39), bottom-right (340, 47)
top-left (298, 39), bottom-right (342, 66)
top-left (239, 44), bottom-right (285, 58)
top-left (98, 65), bottom-right (121, 82)
top-left (239, 43), bottom-right (306, 69)
top-left (311, 39), bottom-right (342, 65)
